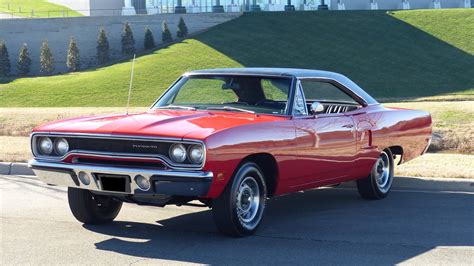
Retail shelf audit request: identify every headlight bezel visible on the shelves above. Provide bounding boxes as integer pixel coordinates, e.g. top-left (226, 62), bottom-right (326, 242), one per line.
top-left (38, 137), bottom-right (54, 155)
top-left (54, 138), bottom-right (69, 156)
top-left (169, 143), bottom-right (188, 163)
top-left (188, 144), bottom-right (205, 164)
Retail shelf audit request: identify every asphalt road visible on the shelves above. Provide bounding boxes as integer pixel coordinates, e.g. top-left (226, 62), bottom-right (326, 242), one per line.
top-left (1, 175), bottom-right (473, 265)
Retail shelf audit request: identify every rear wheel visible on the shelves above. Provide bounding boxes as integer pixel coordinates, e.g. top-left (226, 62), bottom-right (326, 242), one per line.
top-left (356, 150), bottom-right (394, 199)
top-left (212, 162), bottom-right (267, 237)
top-left (68, 187), bottom-right (122, 224)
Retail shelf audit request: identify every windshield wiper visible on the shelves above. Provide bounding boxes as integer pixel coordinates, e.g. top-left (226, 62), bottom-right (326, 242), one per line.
top-left (156, 105), bottom-right (196, 111)
top-left (207, 106), bottom-right (255, 114)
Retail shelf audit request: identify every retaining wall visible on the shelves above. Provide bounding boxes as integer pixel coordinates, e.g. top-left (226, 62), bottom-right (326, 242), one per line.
top-left (0, 12), bottom-right (241, 75)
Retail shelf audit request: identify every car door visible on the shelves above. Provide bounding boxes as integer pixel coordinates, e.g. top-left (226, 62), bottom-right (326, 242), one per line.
top-left (290, 80), bottom-right (358, 190)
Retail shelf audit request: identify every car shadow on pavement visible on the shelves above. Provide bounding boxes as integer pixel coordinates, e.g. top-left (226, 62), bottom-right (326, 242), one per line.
top-left (85, 188), bottom-right (474, 264)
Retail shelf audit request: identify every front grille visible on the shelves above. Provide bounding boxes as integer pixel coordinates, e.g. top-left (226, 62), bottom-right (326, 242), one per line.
top-left (32, 134), bottom-right (204, 168)
top-left (67, 138), bottom-right (172, 155)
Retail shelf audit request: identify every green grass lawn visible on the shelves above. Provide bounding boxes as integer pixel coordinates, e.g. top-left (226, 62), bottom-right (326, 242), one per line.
top-left (0, 9), bottom-right (472, 107)
top-left (0, 0), bottom-right (82, 18)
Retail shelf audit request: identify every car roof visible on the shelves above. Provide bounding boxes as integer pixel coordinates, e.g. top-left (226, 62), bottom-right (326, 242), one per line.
top-left (186, 68), bottom-right (379, 105)
top-left (188, 67), bottom-right (340, 78)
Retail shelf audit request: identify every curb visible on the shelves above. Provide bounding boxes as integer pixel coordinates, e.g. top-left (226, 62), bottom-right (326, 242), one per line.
top-left (340, 176), bottom-right (474, 193)
top-left (0, 162), bottom-right (34, 176)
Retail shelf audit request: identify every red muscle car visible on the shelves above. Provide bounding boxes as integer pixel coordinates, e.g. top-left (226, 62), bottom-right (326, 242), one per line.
top-left (30, 68), bottom-right (432, 237)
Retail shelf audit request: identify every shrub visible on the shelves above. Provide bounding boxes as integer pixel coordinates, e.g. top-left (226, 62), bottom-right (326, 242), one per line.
top-left (0, 41), bottom-right (11, 77)
top-left (177, 17), bottom-right (188, 38)
top-left (17, 43), bottom-right (31, 76)
top-left (161, 21), bottom-right (173, 43)
top-left (121, 22), bottom-right (135, 55)
top-left (144, 27), bottom-right (155, 50)
top-left (66, 37), bottom-right (81, 72)
top-left (40, 40), bottom-right (55, 74)
top-left (97, 28), bottom-right (110, 65)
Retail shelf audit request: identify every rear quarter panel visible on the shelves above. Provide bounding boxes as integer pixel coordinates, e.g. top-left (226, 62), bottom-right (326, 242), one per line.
top-left (366, 105), bottom-right (432, 163)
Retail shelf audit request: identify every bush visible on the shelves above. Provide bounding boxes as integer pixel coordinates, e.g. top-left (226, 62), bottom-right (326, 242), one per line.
top-left (67, 37), bottom-right (81, 72)
top-left (177, 17), bottom-right (188, 38)
top-left (40, 40), bottom-right (55, 74)
top-left (0, 41), bottom-right (11, 77)
top-left (17, 43), bottom-right (31, 76)
top-left (161, 21), bottom-right (173, 43)
top-left (144, 27), bottom-right (155, 50)
top-left (121, 22), bottom-right (135, 55)
top-left (97, 28), bottom-right (110, 65)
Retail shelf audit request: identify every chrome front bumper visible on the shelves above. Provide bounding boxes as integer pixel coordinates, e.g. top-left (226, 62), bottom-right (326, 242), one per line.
top-left (29, 159), bottom-right (213, 196)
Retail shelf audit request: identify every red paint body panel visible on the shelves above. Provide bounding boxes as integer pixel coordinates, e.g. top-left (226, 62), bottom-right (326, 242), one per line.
top-left (33, 103), bottom-right (431, 199)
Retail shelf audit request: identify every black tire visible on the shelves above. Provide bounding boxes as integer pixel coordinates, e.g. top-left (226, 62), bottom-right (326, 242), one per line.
top-left (68, 187), bottom-right (122, 224)
top-left (212, 162), bottom-right (267, 237)
top-left (356, 149), bottom-right (394, 199)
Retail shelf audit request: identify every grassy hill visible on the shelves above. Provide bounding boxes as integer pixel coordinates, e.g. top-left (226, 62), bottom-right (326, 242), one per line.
top-left (0, 0), bottom-right (82, 18)
top-left (0, 9), bottom-right (473, 107)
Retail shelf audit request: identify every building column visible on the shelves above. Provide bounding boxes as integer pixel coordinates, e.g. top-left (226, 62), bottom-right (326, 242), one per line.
top-left (212, 0), bottom-right (224, 12)
top-left (285, 0), bottom-right (295, 11)
top-left (146, 0), bottom-right (159, 14)
top-left (250, 0), bottom-right (261, 11)
top-left (318, 0), bottom-right (329, 10)
top-left (175, 0), bottom-right (186, 13)
top-left (122, 0), bottom-right (137, 15)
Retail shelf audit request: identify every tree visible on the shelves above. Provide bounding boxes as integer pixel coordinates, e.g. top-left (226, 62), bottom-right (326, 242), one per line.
top-left (177, 17), bottom-right (188, 38)
top-left (97, 28), bottom-right (110, 64)
top-left (0, 41), bottom-right (11, 77)
top-left (161, 21), bottom-right (173, 43)
top-left (40, 40), bottom-right (54, 74)
top-left (121, 22), bottom-right (135, 55)
top-left (67, 37), bottom-right (81, 72)
top-left (144, 27), bottom-right (155, 50)
top-left (17, 43), bottom-right (31, 76)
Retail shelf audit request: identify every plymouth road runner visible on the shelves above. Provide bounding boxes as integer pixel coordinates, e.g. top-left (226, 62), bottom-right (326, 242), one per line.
top-left (30, 68), bottom-right (432, 237)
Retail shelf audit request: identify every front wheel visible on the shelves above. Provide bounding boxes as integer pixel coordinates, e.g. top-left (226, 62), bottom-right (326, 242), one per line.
top-left (68, 187), bottom-right (122, 224)
top-left (212, 162), bottom-right (267, 237)
top-left (356, 150), bottom-right (394, 199)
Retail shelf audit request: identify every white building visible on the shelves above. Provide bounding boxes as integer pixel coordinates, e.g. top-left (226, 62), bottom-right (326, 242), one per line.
top-left (53, 0), bottom-right (472, 16)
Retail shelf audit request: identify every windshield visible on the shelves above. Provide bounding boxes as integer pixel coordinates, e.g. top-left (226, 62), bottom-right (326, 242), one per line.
top-left (153, 75), bottom-right (292, 115)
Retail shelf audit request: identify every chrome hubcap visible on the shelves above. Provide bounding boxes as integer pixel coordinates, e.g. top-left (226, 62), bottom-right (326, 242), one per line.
top-left (375, 152), bottom-right (391, 192)
top-left (236, 176), bottom-right (260, 229)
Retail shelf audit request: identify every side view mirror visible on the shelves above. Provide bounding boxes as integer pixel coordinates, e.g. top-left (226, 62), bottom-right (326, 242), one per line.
top-left (310, 102), bottom-right (324, 114)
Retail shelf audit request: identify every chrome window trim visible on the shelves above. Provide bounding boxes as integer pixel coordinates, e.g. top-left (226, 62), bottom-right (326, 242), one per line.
top-left (297, 77), bottom-right (369, 107)
top-left (291, 81), bottom-right (309, 116)
top-left (31, 132), bottom-right (206, 170)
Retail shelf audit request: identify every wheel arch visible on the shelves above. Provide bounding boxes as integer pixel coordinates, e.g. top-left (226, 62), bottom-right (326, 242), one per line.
top-left (240, 153), bottom-right (279, 198)
top-left (386, 145), bottom-right (403, 165)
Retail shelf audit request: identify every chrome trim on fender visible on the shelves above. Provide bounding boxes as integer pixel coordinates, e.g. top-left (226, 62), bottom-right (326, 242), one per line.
top-left (29, 159), bottom-right (213, 195)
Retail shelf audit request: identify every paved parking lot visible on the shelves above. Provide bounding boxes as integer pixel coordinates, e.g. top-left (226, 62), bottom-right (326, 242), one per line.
top-left (1, 174), bottom-right (473, 265)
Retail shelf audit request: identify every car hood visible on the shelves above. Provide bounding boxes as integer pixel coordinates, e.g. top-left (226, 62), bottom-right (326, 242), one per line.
top-left (33, 109), bottom-right (287, 140)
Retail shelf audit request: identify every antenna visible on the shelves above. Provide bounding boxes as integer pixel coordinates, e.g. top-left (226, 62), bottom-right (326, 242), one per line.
top-left (126, 54), bottom-right (136, 115)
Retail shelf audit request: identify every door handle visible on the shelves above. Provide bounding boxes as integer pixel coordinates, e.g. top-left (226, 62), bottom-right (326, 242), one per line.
top-left (342, 124), bottom-right (354, 128)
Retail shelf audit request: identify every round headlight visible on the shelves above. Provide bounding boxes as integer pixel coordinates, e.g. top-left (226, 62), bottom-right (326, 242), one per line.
top-left (38, 137), bottom-right (53, 155)
top-left (189, 145), bottom-right (204, 164)
top-left (54, 138), bottom-right (69, 156)
top-left (169, 143), bottom-right (187, 163)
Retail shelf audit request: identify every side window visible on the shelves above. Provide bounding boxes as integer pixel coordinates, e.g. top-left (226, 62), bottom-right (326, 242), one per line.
top-left (293, 84), bottom-right (308, 116)
top-left (300, 80), bottom-right (357, 104)
top-left (261, 79), bottom-right (289, 101)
